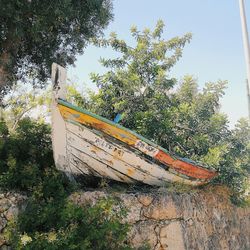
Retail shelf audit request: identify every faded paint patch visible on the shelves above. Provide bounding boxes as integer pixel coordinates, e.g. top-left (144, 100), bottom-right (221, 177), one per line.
top-left (127, 168), bottom-right (135, 176)
top-left (135, 140), bottom-right (159, 157)
top-left (59, 104), bottom-right (137, 145)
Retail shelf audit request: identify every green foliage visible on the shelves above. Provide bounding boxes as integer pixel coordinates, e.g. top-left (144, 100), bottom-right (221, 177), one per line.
top-left (90, 20), bottom-right (192, 123)
top-left (0, 118), bottom-right (8, 137)
top-left (0, 118), bottom-right (55, 191)
top-left (0, 118), bottom-right (133, 249)
top-left (214, 119), bottom-right (250, 204)
top-left (87, 22), bottom-right (229, 160)
top-left (86, 22), bottom-right (230, 161)
top-left (0, 0), bottom-right (113, 94)
top-left (8, 198), bottom-right (131, 250)
top-left (2, 84), bottom-right (51, 131)
top-left (66, 84), bottom-right (91, 110)
top-left (78, 21), bottom-right (249, 203)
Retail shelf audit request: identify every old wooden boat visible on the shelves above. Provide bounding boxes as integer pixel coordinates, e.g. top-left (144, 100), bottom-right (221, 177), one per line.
top-left (51, 63), bottom-right (217, 186)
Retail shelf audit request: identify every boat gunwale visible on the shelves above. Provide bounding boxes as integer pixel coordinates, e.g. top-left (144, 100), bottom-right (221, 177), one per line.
top-left (58, 98), bottom-right (216, 173)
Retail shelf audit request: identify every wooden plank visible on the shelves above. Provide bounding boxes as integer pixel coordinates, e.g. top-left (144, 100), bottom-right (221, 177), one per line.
top-left (68, 147), bottom-right (134, 183)
top-left (68, 153), bottom-right (91, 175)
top-left (65, 122), bottom-right (203, 186)
top-left (68, 161), bottom-right (87, 175)
top-left (67, 132), bottom-right (162, 185)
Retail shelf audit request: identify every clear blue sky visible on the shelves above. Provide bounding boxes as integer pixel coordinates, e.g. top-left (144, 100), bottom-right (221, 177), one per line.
top-left (68, 0), bottom-right (250, 127)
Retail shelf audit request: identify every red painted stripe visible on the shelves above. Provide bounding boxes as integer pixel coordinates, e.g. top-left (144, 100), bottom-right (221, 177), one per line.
top-left (155, 150), bottom-right (217, 180)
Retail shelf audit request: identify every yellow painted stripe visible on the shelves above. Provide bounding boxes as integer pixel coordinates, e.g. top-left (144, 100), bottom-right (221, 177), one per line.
top-left (58, 104), bottom-right (138, 145)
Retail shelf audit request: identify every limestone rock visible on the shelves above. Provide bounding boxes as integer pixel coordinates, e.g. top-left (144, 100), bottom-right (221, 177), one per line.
top-left (0, 217), bottom-right (7, 233)
top-left (4, 206), bottom-right (19, 221)
top-left (0, 199), bottom-right (10, 214)
top-left (157, 221), bottom-right (185, 250)
top-left (119, 193), bottom-right (142, 224)
top-left (137, 194), bottom-right (154, 206)
top-left (0, 192), bottom-right (27, 247)
top-left (127, 221), bottom-right (158, 249)
top-left (69, 190), bottom-right (107, 206)
top-left (142, 195), bottom-right (178, 220)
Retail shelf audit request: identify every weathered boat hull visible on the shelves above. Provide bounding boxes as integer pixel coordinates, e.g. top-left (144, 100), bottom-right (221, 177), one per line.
top-left (65, 121), bottom-right (205, 186)
top-left (51, 63), bottom-right (217, 186)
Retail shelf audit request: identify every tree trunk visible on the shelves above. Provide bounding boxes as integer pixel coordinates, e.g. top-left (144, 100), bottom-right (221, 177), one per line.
top-left (0, 50), bottom-right (13, 89)
top-left (0, 28), bottom-right (20, 96)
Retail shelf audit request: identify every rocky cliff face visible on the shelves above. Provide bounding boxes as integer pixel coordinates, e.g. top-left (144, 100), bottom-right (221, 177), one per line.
top-left (0, 186), bottom-right (249, 250)
top-left (70, 186), bottom-right (250, 250)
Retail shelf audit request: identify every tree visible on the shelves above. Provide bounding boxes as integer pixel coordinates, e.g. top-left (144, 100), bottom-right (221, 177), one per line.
top-left (90, 20), bottom-right (191, 123)
top-left (88, 21), bottom-right (229, 159)
top-left (1, 84), bottom-right (51, 130)
top-left (0, 116), bottom-right (133, 249)
top-left (79, 21), bottom-right (249, 202)
top-left (0, 0), bottom-right (113, 96)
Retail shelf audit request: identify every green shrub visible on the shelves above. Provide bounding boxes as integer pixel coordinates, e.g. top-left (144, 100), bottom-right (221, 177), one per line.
top-left (0, 118), bottom-right (54, 192)
top-left (8, 198), bottom-right (132, 250)
top-left (1, 118), bottom-right (133, 249)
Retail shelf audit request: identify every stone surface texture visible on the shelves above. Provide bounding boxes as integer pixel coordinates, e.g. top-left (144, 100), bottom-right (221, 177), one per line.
top-left (0, 192), bottom-right (27, 249)
top-left (69, 186), bottom-right (250, 250)
top-left (0, 186), bottom-right (250, 250)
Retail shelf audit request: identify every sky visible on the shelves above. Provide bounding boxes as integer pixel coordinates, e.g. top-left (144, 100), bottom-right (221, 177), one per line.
top-left (68, 0), bottom-right (250, 127)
